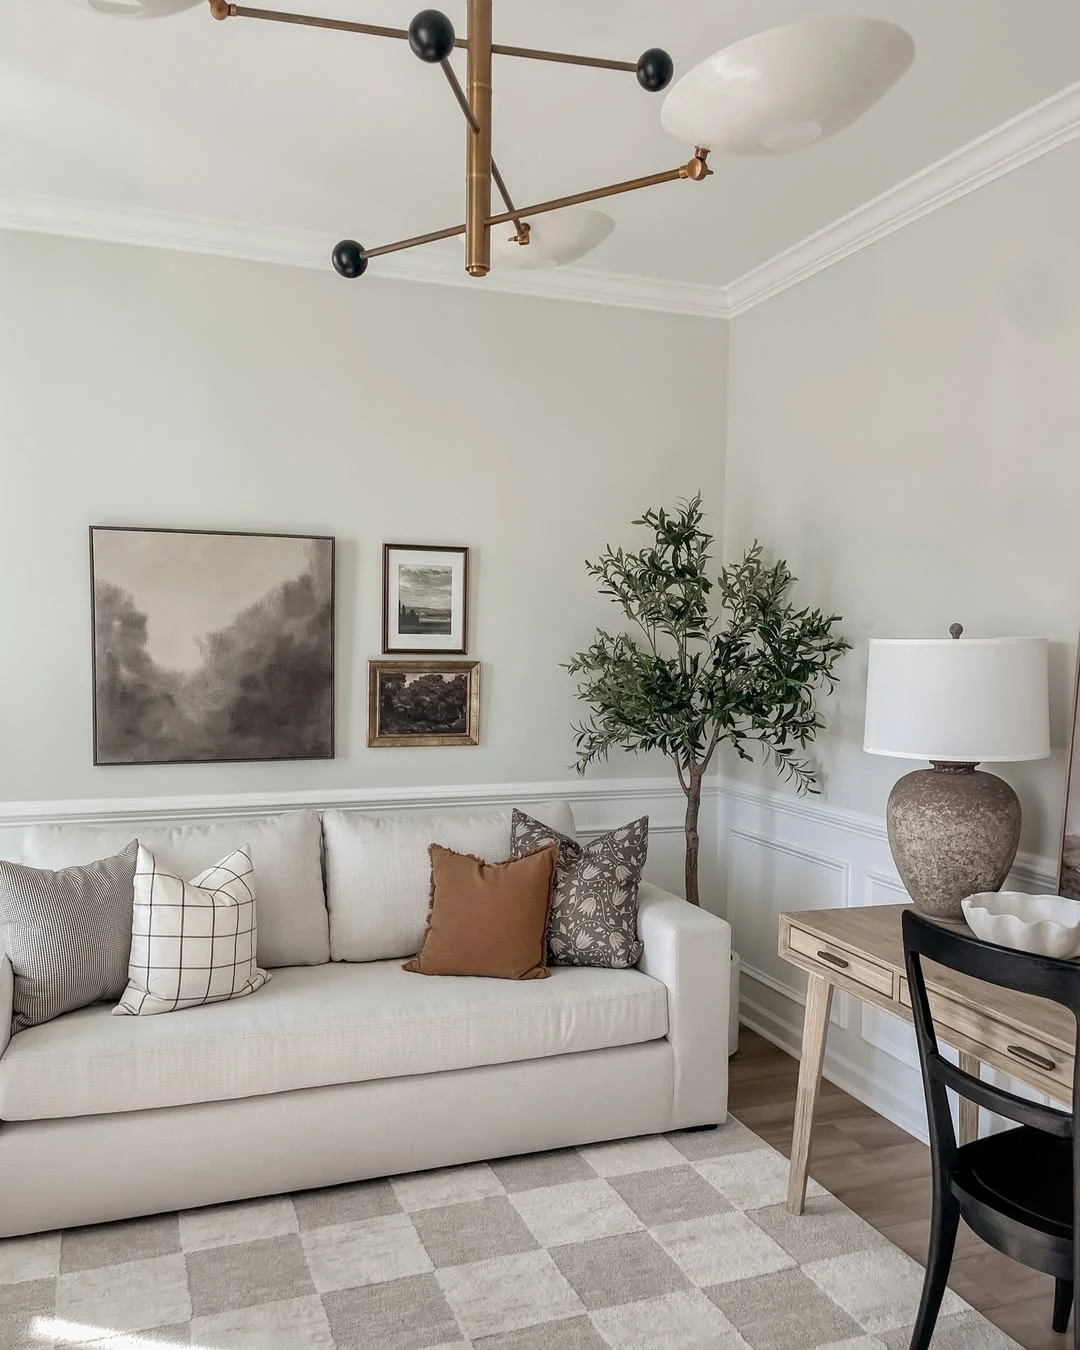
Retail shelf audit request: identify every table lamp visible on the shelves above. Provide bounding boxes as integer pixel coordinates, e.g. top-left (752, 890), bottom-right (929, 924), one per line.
top-left (864, 625), bottom-right (1050, 918)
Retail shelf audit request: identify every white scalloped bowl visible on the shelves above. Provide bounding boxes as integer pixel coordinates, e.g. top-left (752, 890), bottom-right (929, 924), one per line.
top-left (961, 892), bottom-right (1080, 959)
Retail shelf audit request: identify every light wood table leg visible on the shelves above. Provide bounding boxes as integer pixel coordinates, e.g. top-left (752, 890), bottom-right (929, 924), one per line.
top-left (787, 973), bottom-right (834, 1215)
top-left (958, 1052), bottom-right (980, 1144)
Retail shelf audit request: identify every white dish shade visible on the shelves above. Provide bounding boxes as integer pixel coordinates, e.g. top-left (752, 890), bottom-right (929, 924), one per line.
top-left (962, 892), bottom-right (1080, 960)
top-left (490, 210), bottom-right (615, 271)
top-left (661, 17), bottom-right (914, 155)
top-left (864, 637), bottom-right (1049, 764)
top-left (79, 0), bottom-right (201, 15)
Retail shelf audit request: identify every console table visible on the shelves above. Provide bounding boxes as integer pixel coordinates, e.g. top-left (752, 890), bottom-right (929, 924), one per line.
top-left (778, 904), bottom-right (1075, 1216)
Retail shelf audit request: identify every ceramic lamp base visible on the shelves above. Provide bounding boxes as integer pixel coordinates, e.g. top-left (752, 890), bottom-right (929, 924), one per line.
top-left (886, 763), bottom-right (1021, 920)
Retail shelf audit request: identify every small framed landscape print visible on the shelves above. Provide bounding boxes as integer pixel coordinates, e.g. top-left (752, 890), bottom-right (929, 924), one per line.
top-left (90, 526), bottom-right (334, 765)
top-left (383, 544), bottom-right (469, 655)
top-left (369, 660), bottom-right (480, 748)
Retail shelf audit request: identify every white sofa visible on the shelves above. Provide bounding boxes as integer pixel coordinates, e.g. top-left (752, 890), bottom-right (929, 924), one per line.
top-left (0, 800), bottom-right (731, 1239)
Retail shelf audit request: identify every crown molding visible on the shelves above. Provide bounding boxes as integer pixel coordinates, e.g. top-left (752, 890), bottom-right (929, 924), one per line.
top-left (722, 78), bottom-right (1080, 316)
top-left (0, 194), bottom-right (727, 320)
top-left (5, 78), bottom-right (1080, 319)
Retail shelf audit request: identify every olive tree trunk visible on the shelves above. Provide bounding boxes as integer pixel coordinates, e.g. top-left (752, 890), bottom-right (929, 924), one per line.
top-left (683, 766), bottom-right (703, 906)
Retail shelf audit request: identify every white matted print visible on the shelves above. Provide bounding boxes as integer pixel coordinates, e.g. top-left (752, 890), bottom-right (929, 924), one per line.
top-left (383, 544), bottom-right (469, 655)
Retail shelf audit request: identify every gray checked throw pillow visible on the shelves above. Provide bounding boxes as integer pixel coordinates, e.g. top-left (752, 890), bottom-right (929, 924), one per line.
top-left (510, 810), bottom-right (648, 968)
top-left (0, 840), bottom-right (138, 1033)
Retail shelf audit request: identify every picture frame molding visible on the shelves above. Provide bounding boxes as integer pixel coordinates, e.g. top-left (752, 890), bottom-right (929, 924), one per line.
top-left (368, 658), bottom-right (481, 748)
top-left (89, 524), bottom-right (336, 766)
top-left (381, 542), bottom-right (470, 656)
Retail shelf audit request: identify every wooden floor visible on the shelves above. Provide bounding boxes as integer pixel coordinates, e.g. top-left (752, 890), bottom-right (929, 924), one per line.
top-left (729, 1029), bottom-right (1063, 1350)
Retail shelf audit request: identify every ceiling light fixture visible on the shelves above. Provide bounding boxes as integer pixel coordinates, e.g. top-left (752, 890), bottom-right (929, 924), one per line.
top-left (199, 4), bottom-right (913, 281)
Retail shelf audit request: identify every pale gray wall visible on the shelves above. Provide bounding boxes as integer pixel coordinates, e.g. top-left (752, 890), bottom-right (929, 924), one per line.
top-left (0, 231), bottom-right (728, 803)
top-left (725, 138), bottom-right (1080, 861)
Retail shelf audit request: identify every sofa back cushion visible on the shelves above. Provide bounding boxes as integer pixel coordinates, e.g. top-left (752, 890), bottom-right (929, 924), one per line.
top-left (20, 810), bottom-right (328, 968)
top-left (322, 801), bottom-right (576, 962)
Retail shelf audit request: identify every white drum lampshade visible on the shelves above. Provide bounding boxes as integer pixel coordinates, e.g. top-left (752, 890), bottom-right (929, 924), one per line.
top-left (864, 637), bottom-right (1051, 764)
top-left (863, 633), bottom-right (1050, 920)
top-left (661, 17), bottom-right (915, 155)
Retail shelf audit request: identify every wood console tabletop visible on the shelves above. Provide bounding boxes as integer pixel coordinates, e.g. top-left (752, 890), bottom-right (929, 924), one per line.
top-left (779, 904), bottom-right (1075, 1216)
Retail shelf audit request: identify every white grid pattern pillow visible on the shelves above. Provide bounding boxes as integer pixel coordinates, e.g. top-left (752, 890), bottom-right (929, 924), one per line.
top-left (114, 844), bottom-right (270, 1017)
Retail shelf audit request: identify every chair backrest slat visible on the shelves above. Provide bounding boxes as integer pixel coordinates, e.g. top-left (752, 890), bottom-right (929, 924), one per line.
top-left (931, 1052), bottom-right (1073, 1138)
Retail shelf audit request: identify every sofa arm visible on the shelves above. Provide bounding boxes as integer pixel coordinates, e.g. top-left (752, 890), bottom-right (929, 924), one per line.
top-left (637, 883), bottom-right (730, 1130)
top-left (0, 935), bottom-right (11, 1062)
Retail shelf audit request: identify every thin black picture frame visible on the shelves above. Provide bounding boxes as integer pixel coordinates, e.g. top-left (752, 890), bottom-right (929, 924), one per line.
top-left (89, 525), bottom-right (336, 766)
top-left (382, 543), bottom-right (470, 656)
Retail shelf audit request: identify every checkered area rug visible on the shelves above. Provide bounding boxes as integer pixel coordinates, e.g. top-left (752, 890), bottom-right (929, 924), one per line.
top-left (0, 1118), bottom-right (1022, 1350)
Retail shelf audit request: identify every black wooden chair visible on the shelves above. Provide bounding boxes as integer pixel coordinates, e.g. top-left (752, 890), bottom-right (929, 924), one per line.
top-left (902, 908), bottom-right (1080, 1350)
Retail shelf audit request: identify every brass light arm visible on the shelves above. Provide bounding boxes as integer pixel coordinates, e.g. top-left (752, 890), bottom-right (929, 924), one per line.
top-left (363, 223), bottom-right (466, 260)
top-left (489, 46), bottom-right (634, 74)
top-left (359, 152), bottom-right (710, 263)
top-left (486, 150), bottom-right (711, 229)
top-left (210, 3), bottom-right (637, 73)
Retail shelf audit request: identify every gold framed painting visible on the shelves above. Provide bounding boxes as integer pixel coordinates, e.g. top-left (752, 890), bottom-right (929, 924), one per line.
top-left (368, 660), bottom-right (480, 748)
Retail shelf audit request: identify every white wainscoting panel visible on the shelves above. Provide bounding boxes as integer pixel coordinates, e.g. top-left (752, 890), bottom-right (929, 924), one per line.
top-left (727, 828), bottom-right (850, 1031)
top-left (718, 781), bottom-right (1059, 1144)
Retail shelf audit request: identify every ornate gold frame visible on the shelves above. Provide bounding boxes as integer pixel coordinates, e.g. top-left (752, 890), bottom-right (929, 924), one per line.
top-left (368, 659), bottom-right (480, 748)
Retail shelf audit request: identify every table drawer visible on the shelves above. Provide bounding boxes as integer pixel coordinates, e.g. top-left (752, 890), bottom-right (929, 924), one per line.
top-left (785, 924), bottom-right (894, 998)
top-left (899, 977), bottom-right (1072, 1098)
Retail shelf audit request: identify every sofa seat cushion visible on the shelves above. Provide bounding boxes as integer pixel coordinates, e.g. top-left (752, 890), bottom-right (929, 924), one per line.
top-left (0, 961), bottom-right (668, 1121)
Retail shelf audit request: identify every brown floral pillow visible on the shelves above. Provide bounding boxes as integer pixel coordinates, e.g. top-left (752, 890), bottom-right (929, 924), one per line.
top-left (510, 811), bottom-right (648, 968)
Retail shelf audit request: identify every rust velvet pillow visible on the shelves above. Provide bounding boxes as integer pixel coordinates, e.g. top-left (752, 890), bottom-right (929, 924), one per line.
top-left (403, 843), bottom-right (559, 980)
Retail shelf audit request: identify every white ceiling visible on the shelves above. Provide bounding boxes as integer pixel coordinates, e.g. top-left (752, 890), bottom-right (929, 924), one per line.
top-left (4, 0), bottom-right (1080, 290)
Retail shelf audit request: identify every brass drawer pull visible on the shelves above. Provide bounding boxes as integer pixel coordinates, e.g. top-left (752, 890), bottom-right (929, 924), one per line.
top-left (1007, 1044), bottom-right (1056, 1074)
top-left (817, 950), bottom-right (850, 970)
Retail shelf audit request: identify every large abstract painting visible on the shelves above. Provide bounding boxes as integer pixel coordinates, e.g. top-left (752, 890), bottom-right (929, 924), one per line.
top-left (90, 527), bottom-right (334, 765)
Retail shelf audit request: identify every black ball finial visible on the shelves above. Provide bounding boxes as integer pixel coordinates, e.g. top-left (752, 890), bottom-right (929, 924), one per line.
top-left (409, 9), bottom-right (456, 63)
top-left (332, 240), bottom-right (368, 279)
top-left (636, 48), bottom-right (674, 93)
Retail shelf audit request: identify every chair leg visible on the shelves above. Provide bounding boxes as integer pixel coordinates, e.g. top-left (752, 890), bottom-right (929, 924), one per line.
top-left (908, 1193), bottom-right (960, 1350)
top-left (1053, 1278), bottom-right (1073, 1334)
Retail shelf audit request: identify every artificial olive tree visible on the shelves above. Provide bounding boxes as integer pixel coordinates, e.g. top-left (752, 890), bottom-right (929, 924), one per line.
top-left (568, 495), bottom-right (850, 906)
